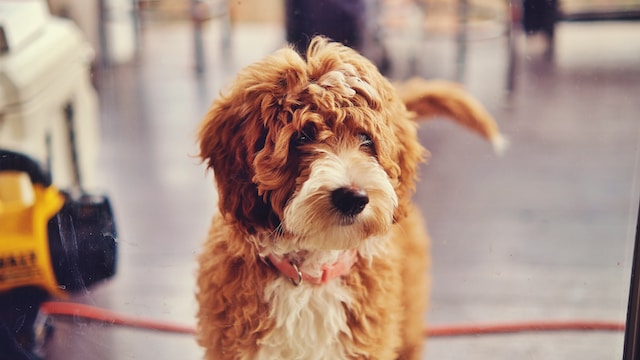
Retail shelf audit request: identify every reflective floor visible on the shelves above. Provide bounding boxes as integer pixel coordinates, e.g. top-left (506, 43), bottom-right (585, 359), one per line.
top-left (45, 18), bottom-right (640, 360)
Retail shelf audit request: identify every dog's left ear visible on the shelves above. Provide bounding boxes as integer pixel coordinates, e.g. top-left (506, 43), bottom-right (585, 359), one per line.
top-left (199, 47), bottom-right (310, 234)
top-left (198, 95), bottom-right (276, 234)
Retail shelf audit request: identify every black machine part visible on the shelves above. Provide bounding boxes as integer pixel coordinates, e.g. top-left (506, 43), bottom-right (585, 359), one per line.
top-left (47, 191), bottom-right (118, 292)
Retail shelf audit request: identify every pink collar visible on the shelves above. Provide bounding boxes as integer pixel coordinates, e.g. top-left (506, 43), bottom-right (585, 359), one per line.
top-left (266, 249), bottom-right (358, 286)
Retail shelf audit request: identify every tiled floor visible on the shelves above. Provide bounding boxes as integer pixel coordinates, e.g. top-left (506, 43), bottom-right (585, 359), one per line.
top-left (44, 15), bottom-right (640, 360)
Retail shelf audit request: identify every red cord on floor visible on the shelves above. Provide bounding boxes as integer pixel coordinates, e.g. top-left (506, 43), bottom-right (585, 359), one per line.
top-left (40, 301), bottom-right (196, 334)
top-left (40, 301), bottom-right (625, 337)
top-left (426, 320), bottom-right (625, 337)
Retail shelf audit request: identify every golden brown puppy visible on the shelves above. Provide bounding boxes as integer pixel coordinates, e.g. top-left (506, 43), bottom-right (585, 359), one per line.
top-left (196, 37), bottom-right (502, 360)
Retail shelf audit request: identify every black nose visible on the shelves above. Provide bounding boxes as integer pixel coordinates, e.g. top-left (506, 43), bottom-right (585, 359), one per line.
top-left (331, 187), bottom-right (369, 217)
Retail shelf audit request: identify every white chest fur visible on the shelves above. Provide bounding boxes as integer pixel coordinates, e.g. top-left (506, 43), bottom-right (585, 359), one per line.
top-left (255, 277), bottom-right (355, 360)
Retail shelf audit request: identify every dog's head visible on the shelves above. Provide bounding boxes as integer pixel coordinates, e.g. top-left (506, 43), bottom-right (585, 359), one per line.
top-left (199, 37), bottom-right (425, 253)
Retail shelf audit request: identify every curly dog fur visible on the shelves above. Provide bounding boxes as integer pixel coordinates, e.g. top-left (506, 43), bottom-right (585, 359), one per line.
top-left (196, 37), bottom-right (502, 360)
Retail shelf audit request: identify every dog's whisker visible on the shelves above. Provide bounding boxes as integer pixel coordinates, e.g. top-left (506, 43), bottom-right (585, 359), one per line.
top-left (261, 223), bottom-right (284, 245)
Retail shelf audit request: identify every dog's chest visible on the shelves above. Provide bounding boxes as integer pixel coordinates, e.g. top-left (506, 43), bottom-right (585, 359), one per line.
top-left (255, 278), bottom-right (355, 360)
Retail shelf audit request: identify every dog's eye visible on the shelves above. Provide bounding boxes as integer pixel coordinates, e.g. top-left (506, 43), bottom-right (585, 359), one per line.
top-left (358, 133), bottom-right (374, 148)
top-left (297, 134), bottom-right (311, 144)
top-left (293, 127), bottom-right (316, 147)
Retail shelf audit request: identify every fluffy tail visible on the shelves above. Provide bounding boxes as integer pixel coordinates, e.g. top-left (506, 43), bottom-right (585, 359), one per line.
top-left (395, 78), bottom-right (507, 154)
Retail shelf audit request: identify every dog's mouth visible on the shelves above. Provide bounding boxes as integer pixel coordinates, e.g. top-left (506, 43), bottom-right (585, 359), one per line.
top-left (276, 191), bottom-right (391, 252)
top-left (337, 216), bottom-right (357, 226)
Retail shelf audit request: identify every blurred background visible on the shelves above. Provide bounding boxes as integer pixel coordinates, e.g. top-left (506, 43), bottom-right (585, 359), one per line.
top-left (1, 0), bottom-right (640, 359)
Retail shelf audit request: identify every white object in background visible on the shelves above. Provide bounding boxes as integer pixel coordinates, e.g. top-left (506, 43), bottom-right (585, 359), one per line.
top-left (0, 0), bottom-right (49, 53)
top-left (0, 1), bottom-right (99, 190)
top-left (104, 0), bottom-right (137, 64)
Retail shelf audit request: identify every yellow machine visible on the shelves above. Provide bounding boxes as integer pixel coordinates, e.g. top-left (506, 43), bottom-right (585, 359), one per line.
top-left (0, 171), bottom-right (66, 297)
top-left (0, 150), bottom-right (117, 359)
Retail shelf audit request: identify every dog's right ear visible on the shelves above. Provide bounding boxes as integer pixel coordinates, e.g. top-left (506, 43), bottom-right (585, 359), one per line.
top-left (198, 96), bottom-right (274, 234)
